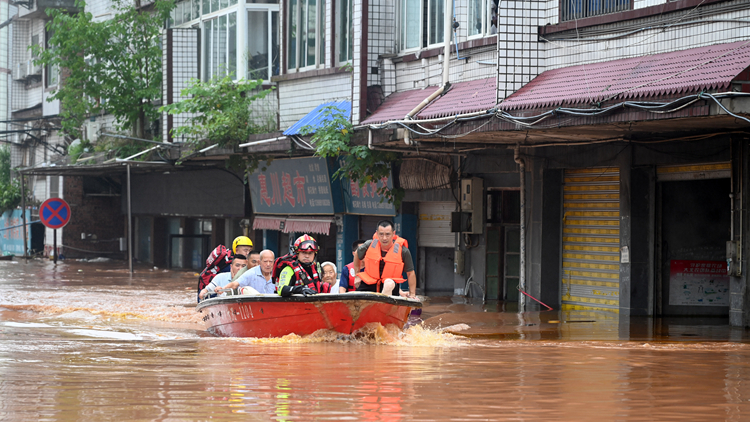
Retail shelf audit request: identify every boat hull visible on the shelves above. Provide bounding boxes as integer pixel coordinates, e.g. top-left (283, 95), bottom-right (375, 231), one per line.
top-left (197, 293), bottom-right (421, 338)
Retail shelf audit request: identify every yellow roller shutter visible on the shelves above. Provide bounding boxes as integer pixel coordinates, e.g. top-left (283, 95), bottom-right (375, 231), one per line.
top-left (561, 168), bottom-right (620, 313)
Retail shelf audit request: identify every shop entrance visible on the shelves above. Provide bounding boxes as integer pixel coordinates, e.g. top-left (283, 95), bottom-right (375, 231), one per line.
top-left (485, 190), bottom-right (520, 301)
top-left (657, 172), bottom-right (731, 316)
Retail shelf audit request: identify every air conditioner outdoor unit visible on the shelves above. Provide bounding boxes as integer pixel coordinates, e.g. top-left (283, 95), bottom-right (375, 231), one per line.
top-left (12, 62), bottom-right (27, 80)
top-left (86, 121), bottom-right (100, 142)
top-left (27, 60), bottom-right (42, 76)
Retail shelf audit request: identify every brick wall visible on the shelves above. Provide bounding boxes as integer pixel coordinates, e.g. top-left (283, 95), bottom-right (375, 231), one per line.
top-left (58, 176), bottom-right (126, 260)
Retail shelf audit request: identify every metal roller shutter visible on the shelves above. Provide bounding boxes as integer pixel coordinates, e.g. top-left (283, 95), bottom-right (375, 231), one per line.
top-left (561, 168), bottom-right (620, 313)
top-left (418, 202), bottom-right (455, 248)
top-left (656, 162), bottom-right (730, 181)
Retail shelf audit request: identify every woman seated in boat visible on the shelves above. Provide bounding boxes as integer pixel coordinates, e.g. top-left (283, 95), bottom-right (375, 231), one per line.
top-left (320, 261), bottom-right (339, 292)
top-left (275, 235), bottom-right (332, 297)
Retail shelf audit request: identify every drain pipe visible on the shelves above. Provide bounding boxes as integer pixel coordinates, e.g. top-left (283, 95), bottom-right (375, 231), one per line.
top-left (403, 0), bottom-right (452, 124)
top-left (514, 145), bottom-right (526, 312)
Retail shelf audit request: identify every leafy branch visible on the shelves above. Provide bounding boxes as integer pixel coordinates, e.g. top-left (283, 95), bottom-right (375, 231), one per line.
top-left (160, 74), bottom-right (275, 149)
top-left (305, 106), bottom-right (404, 207)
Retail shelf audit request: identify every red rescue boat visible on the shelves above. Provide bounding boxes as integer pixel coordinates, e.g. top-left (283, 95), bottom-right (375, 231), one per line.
top-left (197, 293), bottom-right (422, 338)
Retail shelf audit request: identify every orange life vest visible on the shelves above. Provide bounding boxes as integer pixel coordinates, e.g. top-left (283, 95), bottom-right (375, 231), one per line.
top-left (359, 240), bottom-right (405, 286)
top-left (372, 232), bottom-right (408, 249)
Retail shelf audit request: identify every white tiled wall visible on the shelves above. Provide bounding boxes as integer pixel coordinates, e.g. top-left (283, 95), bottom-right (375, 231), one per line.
top-left (278, 72), bottom-right (352, 128)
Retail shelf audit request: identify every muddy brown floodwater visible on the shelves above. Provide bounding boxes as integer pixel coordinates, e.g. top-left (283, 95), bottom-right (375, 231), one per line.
top-left (2, 260), bottom-right (750, 421)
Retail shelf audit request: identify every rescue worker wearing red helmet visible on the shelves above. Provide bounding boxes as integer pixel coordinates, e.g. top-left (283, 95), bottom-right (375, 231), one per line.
top-left (276, 234), bottom-right (331, 297)
top-left (353, 220), bottom-right (417, 299)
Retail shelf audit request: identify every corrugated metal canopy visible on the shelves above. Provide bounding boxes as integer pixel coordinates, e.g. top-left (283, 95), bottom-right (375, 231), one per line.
top-left (419, 78), bottom-right (497, 119)
top-left (500, 40), bottom-right (750, 110)
top-left (283, 100), bottom-right (351, 136)
top-left (361, 87), bottom-right (442, 124)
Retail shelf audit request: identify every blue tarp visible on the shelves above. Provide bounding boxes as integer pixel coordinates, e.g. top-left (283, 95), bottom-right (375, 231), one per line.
top-left (283, 100), bottom-right (352, 136)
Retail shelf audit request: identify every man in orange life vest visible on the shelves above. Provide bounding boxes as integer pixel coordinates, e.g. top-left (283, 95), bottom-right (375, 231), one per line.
top-left (353, 220), bottom-right (417, 299)
top-left (339, 239), bottom-right (366, 293)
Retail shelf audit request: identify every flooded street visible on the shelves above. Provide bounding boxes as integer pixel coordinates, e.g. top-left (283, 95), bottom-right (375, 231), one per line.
top-left (2, 260), bottom-right (750, 420)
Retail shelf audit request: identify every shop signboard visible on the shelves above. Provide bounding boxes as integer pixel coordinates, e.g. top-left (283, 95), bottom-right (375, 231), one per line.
top-left (668, 260), bottom-right (729, 306)
top-left (248, 157), bottom-right (334, 215)
top-left (0, 209), bottom-right (31, 255)
top-left (339, 158), bottom-right (396, 216)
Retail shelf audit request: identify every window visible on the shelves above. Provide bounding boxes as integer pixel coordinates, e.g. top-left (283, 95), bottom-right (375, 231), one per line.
top-left (246, 8), bottom-right (280, 80)
top-left (287, 0), bottom-right (325, 71)
top-left (561, 0), bottom-right (630, 22)
top-left (338, 0), bottom-right (353, 63)
top-left (468, 0), bottom-right (496, 38)
top-left (45, 29), bottom-right (58, 87)
top-left (203, 12), bottom-right (237, 80)
top-left (170, 0), bottom-right (201, 26)
top-left (399, 0), bottom-right (421, 51)
top-left (427, 0), bottom-right (444, 46)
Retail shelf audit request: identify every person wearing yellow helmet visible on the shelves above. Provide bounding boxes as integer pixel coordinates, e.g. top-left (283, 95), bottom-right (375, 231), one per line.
top-left (232, 236), bottom-right (254, 257)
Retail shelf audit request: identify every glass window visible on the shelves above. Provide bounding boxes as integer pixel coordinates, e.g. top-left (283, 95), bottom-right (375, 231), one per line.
top-left (45, 28), bottom-right (58, 87)
top-left (287, 0), bottom-right (324, 71)
top-left (561, 0), bottom-right (630, 22)
top-left (338, 0), bottom-right (352, 63)
top-left (399, 0), bottom-right (420, 50)
top-left (427, 0), bottom-right (444, 46)
top-left (247, 9), bottom-right (279, 80)
top-left (468, 0), bottom-right (484, 38)
top-left (203, 12), bottom-right (237, 80)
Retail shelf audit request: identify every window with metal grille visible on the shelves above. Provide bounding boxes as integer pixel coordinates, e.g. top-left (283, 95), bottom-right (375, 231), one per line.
top-left (560, 0), bottom-right (631, 22)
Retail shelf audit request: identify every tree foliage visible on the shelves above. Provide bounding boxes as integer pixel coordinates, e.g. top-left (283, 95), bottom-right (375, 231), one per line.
top-left (0, 146), bottom-right (23, 214)
top-left (306, 106), bottom-right (404, 207)
top-left (160, 75), bottom-right (275, 148)
top-left (33, 0), bottom-right (174, 139)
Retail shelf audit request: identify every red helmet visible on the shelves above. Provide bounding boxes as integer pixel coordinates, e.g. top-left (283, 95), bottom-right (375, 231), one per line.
top-left (294, 234), bottom-right (319, 253)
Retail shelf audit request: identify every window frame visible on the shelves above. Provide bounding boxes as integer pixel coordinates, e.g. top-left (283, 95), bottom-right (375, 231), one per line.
top-left (337, 0), bottom-right (353, 65)
top-left (169, 0), bottom-right (280, 82)
top-left (398, 0), bottom-right (423, 53)
top-left (286, 0), bottom-right (326, 73)
top-left (246, 5), bottom-right (280, 81)
top-left (426, 0), bottom-right (445, 48)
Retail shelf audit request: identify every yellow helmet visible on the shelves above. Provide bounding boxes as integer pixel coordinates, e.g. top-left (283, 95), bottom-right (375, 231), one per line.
top-left (232, 236), bottom-right (253, 254)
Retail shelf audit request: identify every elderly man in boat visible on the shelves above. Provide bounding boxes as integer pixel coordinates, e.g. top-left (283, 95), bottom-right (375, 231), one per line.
top-left (353, 220), bottom-right (417, 300)
top-left (275, 234), bottom-right (332, 296)
top-left (218, 249), bottom-right (276, 294)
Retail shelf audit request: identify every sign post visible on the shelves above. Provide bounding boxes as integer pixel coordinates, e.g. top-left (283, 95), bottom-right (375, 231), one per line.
top-left (40, 198), bottom-right (72, 264)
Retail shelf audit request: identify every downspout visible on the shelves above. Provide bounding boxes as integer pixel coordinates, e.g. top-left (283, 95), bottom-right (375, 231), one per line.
top-left (514, 145), bottom-right (526, 312)
top-left (402, 0), bottom-right (453, 123)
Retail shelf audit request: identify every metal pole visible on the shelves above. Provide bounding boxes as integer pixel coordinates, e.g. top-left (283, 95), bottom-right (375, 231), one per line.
top-left (127, 163), bottom-right (133, 275)
top-left (53, 229), bottom-right (57, 264)
top-left (443, 0), bottom-right (451, 86)
top-left (20, 174), bottom-right (27, 263)
top-left (514, 146), bottom-right (526, 312)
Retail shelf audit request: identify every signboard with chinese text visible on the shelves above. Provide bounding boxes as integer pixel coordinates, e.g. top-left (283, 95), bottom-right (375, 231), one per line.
top-left (668, 260), bottom-right (729, 306)
top-left (339, 158), bottom-right (396, 216)
top-left (248, 157), bottom-right (334, 215)
top-left (0, 210), bottom-right (31, 255)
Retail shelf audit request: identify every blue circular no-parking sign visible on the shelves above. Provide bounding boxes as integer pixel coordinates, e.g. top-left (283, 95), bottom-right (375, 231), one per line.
top-left (40, 197), bottom-right (71, 229)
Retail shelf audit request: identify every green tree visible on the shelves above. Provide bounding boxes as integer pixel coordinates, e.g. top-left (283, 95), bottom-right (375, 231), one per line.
top-left (305, 106), bottom-right (404, 207)
top-left (33, 0), bottom-right (174, 139)
top-left (0, 146), bottom-right (22, 214)
top-left (160, 74), bottom-right (275, 148)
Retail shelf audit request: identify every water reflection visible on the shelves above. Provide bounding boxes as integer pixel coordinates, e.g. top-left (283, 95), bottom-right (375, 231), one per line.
top-left (2, 260), bottom-right (750, 420)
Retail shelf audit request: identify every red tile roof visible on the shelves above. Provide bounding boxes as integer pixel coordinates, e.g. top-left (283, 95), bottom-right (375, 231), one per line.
top-left (362, 40), bottom-right (750, 125)
top-left (362, 86), bottom-right (442, 124)
top-left (419, 77), bottom-right (497, 119)
top-left (500, 40), bottom-right (750, 110)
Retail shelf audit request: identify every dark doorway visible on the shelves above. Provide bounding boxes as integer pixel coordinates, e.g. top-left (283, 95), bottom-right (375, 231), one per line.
top-left (658, 178), bottom-right (730, 316)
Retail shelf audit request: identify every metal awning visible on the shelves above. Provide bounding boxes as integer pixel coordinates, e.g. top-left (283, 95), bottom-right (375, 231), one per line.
top-left (283, 100), bottom-right (352, 136)
top-left (499, 40), bottom-right (750, 110)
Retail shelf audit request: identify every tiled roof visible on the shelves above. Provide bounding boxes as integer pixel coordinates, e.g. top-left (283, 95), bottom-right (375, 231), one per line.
top-left (500, 40), bottom-right (750, 110)
top-left (419, 77), bottom-right (497, 119)
top-left (361, 87), bottom-right (442, 124)
top-left (283, 100), bottom-right (351, 136)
